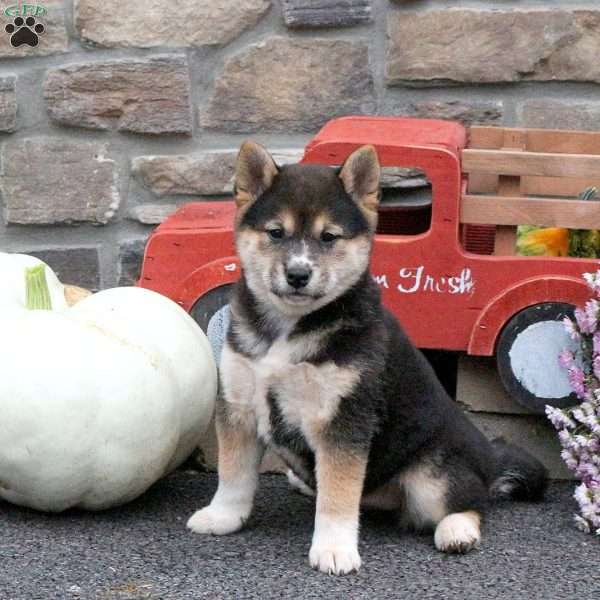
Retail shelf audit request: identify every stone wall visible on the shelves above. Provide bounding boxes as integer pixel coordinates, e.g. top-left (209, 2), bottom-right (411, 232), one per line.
top-left (1, 0), bottom-right (599, 288)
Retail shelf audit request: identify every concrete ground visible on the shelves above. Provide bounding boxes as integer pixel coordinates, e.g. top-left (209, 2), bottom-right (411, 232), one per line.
top-left (0, 470), bottom-right (598, 600)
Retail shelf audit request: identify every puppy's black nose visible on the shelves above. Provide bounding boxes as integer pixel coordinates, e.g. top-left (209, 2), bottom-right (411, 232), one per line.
top-left (286, 265), bottom-right (312, 289)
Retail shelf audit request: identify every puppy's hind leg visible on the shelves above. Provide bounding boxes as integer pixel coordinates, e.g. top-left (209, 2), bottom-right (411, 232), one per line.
top-left (400, 460), bottom-right (484, 554)
top-left (434, 511), bottom-right (481, 554)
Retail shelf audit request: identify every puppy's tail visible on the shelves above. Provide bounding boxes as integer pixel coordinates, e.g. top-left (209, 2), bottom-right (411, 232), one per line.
top-left (488, 437), bottom-right (548, 501)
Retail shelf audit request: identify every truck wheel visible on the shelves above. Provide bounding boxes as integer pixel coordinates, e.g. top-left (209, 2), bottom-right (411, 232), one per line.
top-left (496, 302), bottom-right (579, 414)
top-left (190, 284), bottom-right (233, 363)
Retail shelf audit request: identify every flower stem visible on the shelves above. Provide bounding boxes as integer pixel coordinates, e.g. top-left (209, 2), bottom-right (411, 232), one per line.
top-left (25, 264), bottom-right (52, 310)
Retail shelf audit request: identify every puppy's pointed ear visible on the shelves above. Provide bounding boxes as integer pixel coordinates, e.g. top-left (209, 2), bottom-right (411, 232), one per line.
top-left (234, 141), bottom-right (279, 210)
top-left (339, 145), bottom-right (381, 228)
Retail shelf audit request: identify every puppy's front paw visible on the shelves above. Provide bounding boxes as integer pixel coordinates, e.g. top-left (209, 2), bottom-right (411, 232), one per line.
top-left (187, 505), bottom-right (247, 536)
top-left (309, 543), bottom-right (361, 575)
top-left (434, 511), bottom-right (481, 554)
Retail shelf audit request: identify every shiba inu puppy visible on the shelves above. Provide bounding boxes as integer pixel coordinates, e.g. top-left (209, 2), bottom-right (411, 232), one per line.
top-left (187, 142), bottom-right (547, 575)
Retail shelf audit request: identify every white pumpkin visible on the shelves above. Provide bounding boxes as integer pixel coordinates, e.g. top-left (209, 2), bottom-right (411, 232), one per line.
top-left (0, 252), bottom-right (67, 311)
top-left (0, 253), bottom-right (217, 512)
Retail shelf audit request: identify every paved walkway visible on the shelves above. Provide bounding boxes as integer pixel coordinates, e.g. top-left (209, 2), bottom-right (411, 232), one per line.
top-left (0, 471), bottom-right (598, 599)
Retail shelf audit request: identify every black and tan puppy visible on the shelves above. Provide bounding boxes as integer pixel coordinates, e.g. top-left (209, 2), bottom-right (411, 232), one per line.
top-left (187, 143), bottom-right (547, 575)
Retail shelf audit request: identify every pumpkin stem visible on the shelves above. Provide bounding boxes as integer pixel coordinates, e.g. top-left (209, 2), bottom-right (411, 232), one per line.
top-left (25, 264), bottom-right (52, 310)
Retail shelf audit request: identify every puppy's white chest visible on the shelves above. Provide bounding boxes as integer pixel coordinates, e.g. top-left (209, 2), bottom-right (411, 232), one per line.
top-left (253, 338), bottom-right (308, 437)
top-left (220, 338), bottom-right (300, 438)
top-left (221, 336), bottom-right (360, 444)
top-left (255, 338), bottom-right (296, 379)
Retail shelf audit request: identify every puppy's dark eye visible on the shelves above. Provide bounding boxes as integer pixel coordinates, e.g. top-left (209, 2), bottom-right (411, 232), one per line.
top-left (320, 231), bottom-right (340, 244)
top-left (267, 228), bottom-right (284, 240)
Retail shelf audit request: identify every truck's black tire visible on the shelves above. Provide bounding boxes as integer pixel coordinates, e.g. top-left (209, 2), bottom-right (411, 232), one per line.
top-left (190, 284), bottom-right (233, 334)
top-left (496, 302), bottom-right (579, 413)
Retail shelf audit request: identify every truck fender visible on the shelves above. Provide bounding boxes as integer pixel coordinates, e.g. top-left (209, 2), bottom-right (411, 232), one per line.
top-left (468, 275), bottom-right (589, 356)
top-left (175, 257), bottom-right (240, 313)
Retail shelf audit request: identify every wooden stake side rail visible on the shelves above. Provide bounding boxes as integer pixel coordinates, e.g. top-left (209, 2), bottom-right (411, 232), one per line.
top-left (461, 195), bottom-right (600, 229)
top-left (462, 149), bottom-right (600, 179)
top-left (467, 125), bottom-right (600, 195)
top-left (469, 126), bottom-right (600, 155)
top-left (463, 126), bottom-right (600, 239)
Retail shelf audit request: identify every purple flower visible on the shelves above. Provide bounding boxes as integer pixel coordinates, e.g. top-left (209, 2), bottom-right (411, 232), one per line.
top-left (547, 405), bottom-right (576, 430)
top-left (572, 404), bottom-right (600, 437)
top-left (574, 484), bottom-right (599, 525)
top-left (568, 366), bottom-right (587, 399)
top-left (563, 316), bottom-right (581, 341)
top-left (576, 434), bottom-right (593, 448)
top-left (573, 407), bottom-right (590, 427)
top-left (585, 299), bottom-right (600, 330)
top-left (553, 272), bottom-right (600, 535)
top-left (575, 307), bottom-right (596, 335)
top-left (583, 270), bottom-right (600, 298)
top-left (576, 458), bottom-right (600, 481)
top-left (559, 349), bottom-right (575, 369)
top-left (594, 355), bottom-right (600, 381)
top-left (558, 428), bottom-right (569, 443)
top-left (560, 449), bottom-right (579, 471)
top-left (594, 332), bottom-right (600, 356)
top-left (575, 514), bottom-right (591, 534)
top-left (575, 482), bottom-right (592, 505)
top-left (581, 402), bottom-right (595, 416)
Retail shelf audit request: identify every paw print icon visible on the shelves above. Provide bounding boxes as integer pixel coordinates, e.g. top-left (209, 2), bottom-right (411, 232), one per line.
top-left (5, 16), bottom-right (45, 48)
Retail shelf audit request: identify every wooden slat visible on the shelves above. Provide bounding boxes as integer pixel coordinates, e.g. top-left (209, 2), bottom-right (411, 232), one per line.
top-left (494, 131), bottom-right (525, 256)
top-left (469, 126), bottom-right (600, 155)
top-left (526, 130), bottom-right (600, 155)
top-left (462, 149), bottom-right (600, 179)
top-left (461, 195), bottom-right (600, 229)
top-left (466, 172), bottom-right (498, 194)
top-left (522, 176), bottom-right (600, 198)
top-left (468, 126), bottom-right (505, 149)
top-left (501, 129), bottom-right (526, 153)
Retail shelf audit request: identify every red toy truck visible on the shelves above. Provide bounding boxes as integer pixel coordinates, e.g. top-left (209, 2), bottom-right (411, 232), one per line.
top-left (138, 117), bottom-right (600, 413)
